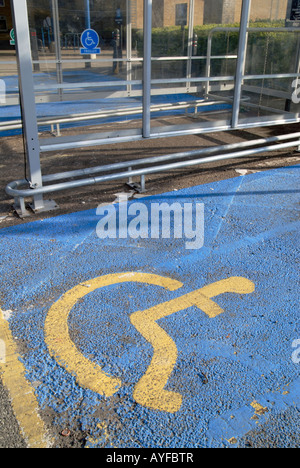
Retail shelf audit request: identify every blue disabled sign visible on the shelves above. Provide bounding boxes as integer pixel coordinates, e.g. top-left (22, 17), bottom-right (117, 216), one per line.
top-left (80, 29), bottom-right (101, 55)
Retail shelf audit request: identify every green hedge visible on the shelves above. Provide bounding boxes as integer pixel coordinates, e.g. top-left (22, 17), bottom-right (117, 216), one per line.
top-left (132, 20), bottom-right (297, 77)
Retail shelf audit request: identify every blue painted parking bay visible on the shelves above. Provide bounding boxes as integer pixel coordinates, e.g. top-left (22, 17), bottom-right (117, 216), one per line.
top-left (0, 165), bottom-right (299, 448)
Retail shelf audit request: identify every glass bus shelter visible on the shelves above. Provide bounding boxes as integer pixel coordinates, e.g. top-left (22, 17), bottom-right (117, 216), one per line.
top-left (1, 0), bottom-right (300, 216)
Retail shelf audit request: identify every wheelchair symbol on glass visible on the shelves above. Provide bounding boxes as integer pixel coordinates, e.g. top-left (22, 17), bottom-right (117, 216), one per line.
top-left (85, 32), bottom-right (96, 47)
top-left (80, 29), bottom-right (100, 54)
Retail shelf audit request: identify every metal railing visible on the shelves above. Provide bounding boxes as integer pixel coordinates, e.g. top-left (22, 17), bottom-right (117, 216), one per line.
top-left (6, 131), bottom-right (300, 217)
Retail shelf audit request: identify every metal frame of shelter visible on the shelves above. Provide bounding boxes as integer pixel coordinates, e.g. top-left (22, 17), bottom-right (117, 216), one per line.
top-left (4, 0), bottom-right (300, 217)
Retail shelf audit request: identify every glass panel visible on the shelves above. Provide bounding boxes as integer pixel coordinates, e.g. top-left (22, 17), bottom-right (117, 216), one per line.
top-left (150, 0), bottom-right (242, 135)
top-left (239, 0), bottom-right (300, 124)
top-left (24, 0), bottom-right (143, 142)
top-left (0, 1), bottom-right (18, 137)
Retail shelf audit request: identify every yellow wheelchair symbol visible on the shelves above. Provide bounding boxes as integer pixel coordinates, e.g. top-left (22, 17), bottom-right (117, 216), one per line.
top-left (45, 272), bottom-right (255, 413)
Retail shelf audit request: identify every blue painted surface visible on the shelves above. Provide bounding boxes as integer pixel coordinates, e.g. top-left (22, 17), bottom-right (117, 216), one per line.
top-left (0, 166), bottom-right (299, 447)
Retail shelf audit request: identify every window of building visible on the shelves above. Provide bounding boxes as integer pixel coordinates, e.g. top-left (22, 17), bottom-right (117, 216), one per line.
top-left (175, 3), bottom-right (187, 26)
top-left (0, 15), bottom-right (7, 31)
top-left (290, 0), bottom-right (300, 20)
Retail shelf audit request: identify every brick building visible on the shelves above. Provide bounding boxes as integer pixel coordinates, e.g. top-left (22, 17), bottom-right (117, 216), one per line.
top-left (135, 0), bottom-right (290, 29)
top-left (0, 0), bottom-right (293, 50)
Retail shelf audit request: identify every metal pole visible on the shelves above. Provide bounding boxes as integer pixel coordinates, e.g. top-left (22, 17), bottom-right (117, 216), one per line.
top-left (84, 0), bottom-right (93, 69)
top-left (232, 0), bottom-right (252, 128)
top-left (126, 0), bottom-right (133, 96)
top-left (51, 0), bottom-right (63, 100)
top-left (11, 0), bottom-right (44, 212)
top-left (85, 0), bottom-right (91, 29)
top-left (205, 31), bottom-right (213, 95)
top-left (294, 32), bottom-right (300, 123)
top-left (143, 0), bottom-right (152, 138)
top-left (186, 0), bottom-right (195, 90)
